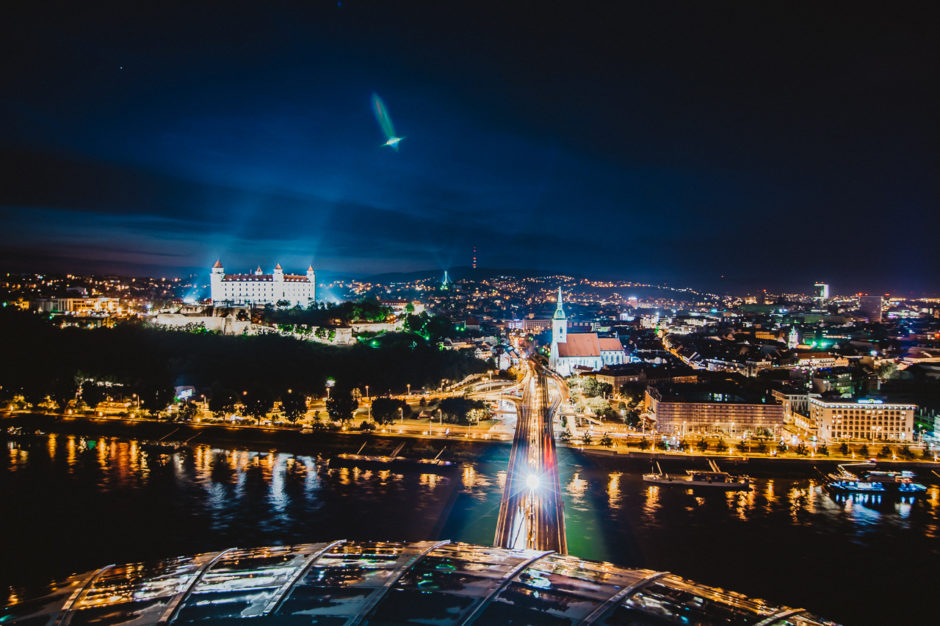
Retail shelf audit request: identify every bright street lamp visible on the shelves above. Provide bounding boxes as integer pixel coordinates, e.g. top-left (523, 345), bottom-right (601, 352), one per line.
top-left (525, 472), bottom-right (540, 491)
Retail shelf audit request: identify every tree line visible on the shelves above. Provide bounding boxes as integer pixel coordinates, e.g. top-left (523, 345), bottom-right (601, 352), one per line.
top-left (0, 309), bottom-right (488, 418)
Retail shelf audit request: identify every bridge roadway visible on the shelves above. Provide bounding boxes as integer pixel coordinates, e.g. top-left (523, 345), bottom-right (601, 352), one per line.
top-left (493, 359), bottom-right (567, 553)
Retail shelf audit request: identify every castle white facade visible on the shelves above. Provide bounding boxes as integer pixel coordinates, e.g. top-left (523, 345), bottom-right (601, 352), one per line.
top-left (210, 261), bottom-right (316, 307)
top-left (549, 287), bottom-right (626, 377)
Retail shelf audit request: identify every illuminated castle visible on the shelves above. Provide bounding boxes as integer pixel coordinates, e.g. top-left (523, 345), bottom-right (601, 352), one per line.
top-left (210, 261), bottom-right (315, 307)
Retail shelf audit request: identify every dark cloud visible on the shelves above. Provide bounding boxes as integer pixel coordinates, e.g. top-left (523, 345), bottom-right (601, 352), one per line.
top-left (0, 1), bottom-right (937, 294)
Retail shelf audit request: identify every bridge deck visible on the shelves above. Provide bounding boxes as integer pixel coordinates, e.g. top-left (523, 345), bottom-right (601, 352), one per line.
top-left (494, 360), bottom-right (566, 553)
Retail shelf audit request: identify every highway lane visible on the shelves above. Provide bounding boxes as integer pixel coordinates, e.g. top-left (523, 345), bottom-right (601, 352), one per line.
top-left (493, 359), bottom-right (567, 553)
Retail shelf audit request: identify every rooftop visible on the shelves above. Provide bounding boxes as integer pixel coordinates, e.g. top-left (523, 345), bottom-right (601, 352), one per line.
top-left (1, 540), bottom-right (832, 625)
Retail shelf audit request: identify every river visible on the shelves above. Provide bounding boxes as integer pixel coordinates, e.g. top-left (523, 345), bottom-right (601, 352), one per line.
top-left (2, 434), bottom-right (938, 624)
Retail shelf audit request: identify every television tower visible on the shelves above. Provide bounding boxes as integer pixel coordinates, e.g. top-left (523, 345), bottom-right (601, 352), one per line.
top-left (472, 246), bottom-right (477, 270)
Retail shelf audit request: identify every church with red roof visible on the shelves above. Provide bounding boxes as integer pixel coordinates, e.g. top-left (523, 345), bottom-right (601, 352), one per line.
top-left (549, 287), bottom-right (626, 376)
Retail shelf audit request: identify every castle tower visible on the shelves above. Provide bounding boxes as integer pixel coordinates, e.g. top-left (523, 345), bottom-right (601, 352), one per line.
top-left (273, 264), bottom-right (284, 302)
top-left (210, 260), bottom-right (224, 303)
top-left (551, 286), bottom-right (567, 361)
top-left (307, 265), bottom-right (316, 302)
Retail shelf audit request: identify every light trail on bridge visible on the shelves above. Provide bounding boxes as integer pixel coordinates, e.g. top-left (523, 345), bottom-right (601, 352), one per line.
top-left (493, 359), bottom-right (567, 553)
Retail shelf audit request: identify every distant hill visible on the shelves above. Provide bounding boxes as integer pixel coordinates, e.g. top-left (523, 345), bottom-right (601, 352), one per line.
top-left (362, 266), bottom-right (578, 283)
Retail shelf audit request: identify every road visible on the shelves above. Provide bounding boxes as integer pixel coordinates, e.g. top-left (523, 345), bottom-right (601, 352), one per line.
top-left (493, 359), bottom-right (567, 553)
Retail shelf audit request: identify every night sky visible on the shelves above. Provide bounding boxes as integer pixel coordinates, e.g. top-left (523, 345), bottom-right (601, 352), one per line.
top-left (2, 2), bottom-right (937, 294)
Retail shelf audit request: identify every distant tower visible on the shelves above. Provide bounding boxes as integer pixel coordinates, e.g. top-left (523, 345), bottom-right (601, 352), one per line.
top-left (550, 287), bottom-right (567, 362)
top-left (210, 260), bottom-right (224, 302)
top-left (273, 263), bottom-right (284, 301)
top-left (814, 282), bottom-right (829, 302)
top-left (788, 326), bottom-right (799, 349)
top-left (307, 265), bottom-right (317, 302)
top-left (472, 247), bottom-right (477, 270)
top-left (442, 270), bottom-right (451, 290)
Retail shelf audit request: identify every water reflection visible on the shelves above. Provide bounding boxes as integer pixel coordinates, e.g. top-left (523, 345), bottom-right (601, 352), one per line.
top-left (607, 472), bottom-right (621, 509)
top-left (3, 434), bottom-right (939, 626)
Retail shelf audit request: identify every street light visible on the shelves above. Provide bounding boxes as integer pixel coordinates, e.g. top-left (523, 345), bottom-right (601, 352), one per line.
top-left (365, 385), bottom-right (371, 421)
top-left (525, 472), bottom-right (540, 491)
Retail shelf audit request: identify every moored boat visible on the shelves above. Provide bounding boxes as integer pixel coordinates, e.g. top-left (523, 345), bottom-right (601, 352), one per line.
top-left (328, 442), bottom-right (456, 473)
top-left (824, 462), bottom-right (927, 497)
top-left (643, 459), bottom-right (750, 491)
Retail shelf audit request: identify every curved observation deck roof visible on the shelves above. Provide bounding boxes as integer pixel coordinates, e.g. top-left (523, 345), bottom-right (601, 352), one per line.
top-left (2, 540), bottom-right (836, 625)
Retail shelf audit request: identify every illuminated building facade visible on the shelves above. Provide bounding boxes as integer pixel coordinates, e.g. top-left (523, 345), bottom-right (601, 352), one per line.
top-left (210, 261), bottom-right (315, 307)
top-left (809, 397), bottom-right (915, 442)
top-left (646, 385), bottom-right (785, 437)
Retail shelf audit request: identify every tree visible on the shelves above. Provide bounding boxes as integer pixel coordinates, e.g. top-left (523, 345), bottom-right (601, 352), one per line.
top-left (755, 440), bottom-right (768, 454)
top-left (209, 387), bottom-right (237, 418)
top-left (623, 408), bottom-right (641, 428)
top-left (620, 384), bottom-right (645, 405)
top-left (715, 439), bottom-right (727, 453)
top-left (598, 406), bottom-right (620, 421)
top-left (858, 444), bottom-right (869, 457)
top-left (876, 362), bottom-right (898, 381)
top-left (243, 386), bottom-right (274, 421)
top-left (839, 442), bottom-right (850, 456)
top-left (327, 387), bottom-right (359, 423)
top-left (175, 401), bottom-right (198, 422)
top-left (818, 444), bottom-right (829, 456)
top-left (696, 438), bottom-right (709, 452)
top-left (879, 445), bottom-right (892, 458)
top-left (371, 398), bottom-right (411, 425)
top-left (600, 433), bottom-right (613, 448)
top-left (139, 379), bottom-right (174, 417)
top-left (439, 397), bottom-right (484, 425)
top-left (638, 438), bottom-right (651, 451)
top-left (280, 391), bottom-right (307, 422)
top-left (581, 432), bottom-right (593, 446)
top-left (795, 443), bottom-right (808, 456)
top-left (81, 381), bottom-right (107, 410)
top-left (49, 375), bottom-right (77, 412)
top-left (558, 430), bottom-right (571, 443)
top-left (582, 378), bottom-right (612, 398)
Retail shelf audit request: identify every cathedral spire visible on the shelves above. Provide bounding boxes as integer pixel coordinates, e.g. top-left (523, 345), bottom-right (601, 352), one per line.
top-left (553, 286), bottom-right (566, 319)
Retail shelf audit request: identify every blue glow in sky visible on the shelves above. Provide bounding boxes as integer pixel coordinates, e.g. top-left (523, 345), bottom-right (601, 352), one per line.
top-left (1, 2), bottom-right (937, 294)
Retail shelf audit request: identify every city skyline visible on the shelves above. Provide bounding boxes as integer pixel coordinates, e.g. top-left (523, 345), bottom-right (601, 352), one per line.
top-left (2, 3), bottom-right (937, 294)
top-left (3, 6), bottom-right (940, 625)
